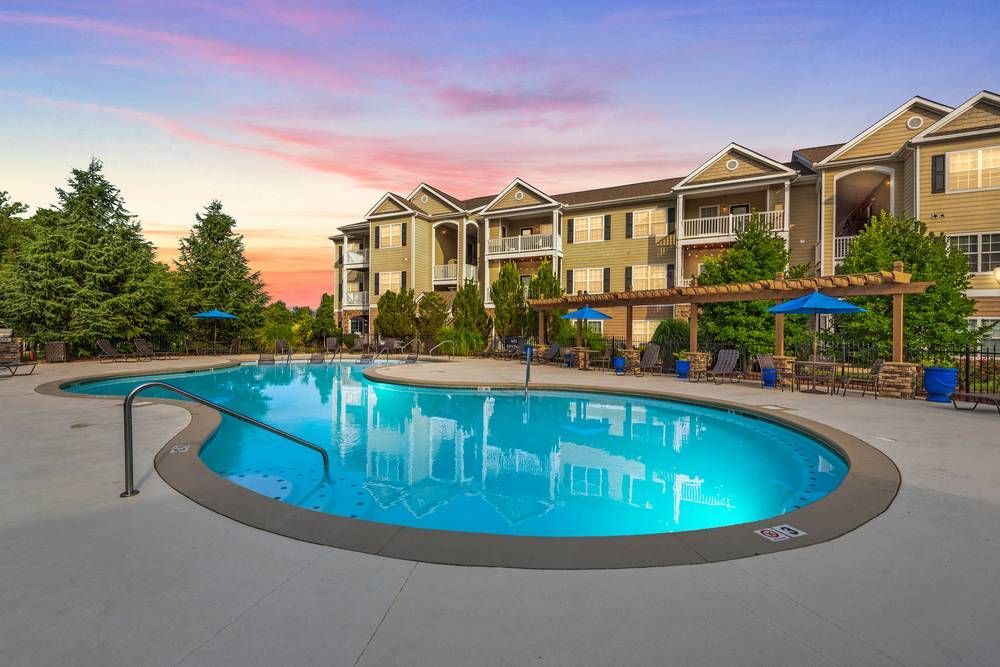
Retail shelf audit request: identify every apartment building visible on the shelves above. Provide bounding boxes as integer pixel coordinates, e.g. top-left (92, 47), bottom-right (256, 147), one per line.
top-left (330, 90), bottom-right (1000, 343)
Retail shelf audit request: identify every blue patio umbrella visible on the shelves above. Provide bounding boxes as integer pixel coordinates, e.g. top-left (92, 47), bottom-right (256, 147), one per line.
top-left (769, 291), bottom-right (866, 359)
top-left (562, 306), bottom-right (611, 347)
top-left (193, 309), bottom-right (238, 346)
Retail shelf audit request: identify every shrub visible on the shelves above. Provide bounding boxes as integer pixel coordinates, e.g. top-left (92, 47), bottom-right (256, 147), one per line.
top-left (435, 325), bottom-right (484, 356)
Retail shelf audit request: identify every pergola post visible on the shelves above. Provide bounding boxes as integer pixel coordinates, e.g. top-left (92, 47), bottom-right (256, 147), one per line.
top-left (775, 311), bottom-right (785, 356)
top-left (625, 304), bottom-right (633, 348)
top-left (689, 305), bottom-right (698, 353)
top-left (892, 293), bottom-right (904, 362)
top-left (537, 308), bottom-right (545, 343)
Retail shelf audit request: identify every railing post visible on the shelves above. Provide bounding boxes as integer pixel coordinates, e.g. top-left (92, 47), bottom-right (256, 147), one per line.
top-left (121, 389), bottom-right (140, 497)
top-left (964, 344), bottom-right (971, 393)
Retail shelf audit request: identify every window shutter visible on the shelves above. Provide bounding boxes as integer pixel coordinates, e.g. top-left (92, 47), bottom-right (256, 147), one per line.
top-left (931, 155), bottom-right (946, 193)
top-left (667, 264), bottom-right (676, 288)
top-left (401, 271), bottom-right (407, 289)
top-left (624, 266), bottom-right (633, 291)
top-left (667, 207), bottom-right (676, 236)
top-left (374, 228), bottom-right (380, 249)
top-left (556, 217), bottom-right (561, 236)
top-left (401, 222), bottom-right (408, 246)
top-left (337, 245), bottom-right (343, 262)
top-left (566, 270), bottom-right (574, 293)
top-left (625, 212), bottom-right (633, 238)
top-left (374, 273), bottom-right (380, 295)
top-left (603, 215), bottom-right (611, 240)
top-left (566, 219), bottom-right (574, 243)
top-left (603, 267), bottom-right (611, 292)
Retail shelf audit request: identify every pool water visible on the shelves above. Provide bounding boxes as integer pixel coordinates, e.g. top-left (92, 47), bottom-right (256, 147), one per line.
top-left (69, 363), bottom-right (847, 537)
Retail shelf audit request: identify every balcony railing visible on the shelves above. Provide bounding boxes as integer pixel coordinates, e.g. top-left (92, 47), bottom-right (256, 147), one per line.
top-left (682, 210), bottom-right (785, 240)
top-left (433, 264), bottom-right (459, 281)
top-left (343, 291), bottom-right (369, 307)
top-left (343, 249), bottom-right (368, 266)
top-left (834, 235), bottom-right (857, 264)
top-left (464, 264), bottom-right (478, 282)
top-left (486, 233), bottom-right (558, 255)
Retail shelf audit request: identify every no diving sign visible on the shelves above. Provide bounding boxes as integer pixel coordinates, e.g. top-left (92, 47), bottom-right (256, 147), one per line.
top-left (755, 524), bottom-right (808, 542)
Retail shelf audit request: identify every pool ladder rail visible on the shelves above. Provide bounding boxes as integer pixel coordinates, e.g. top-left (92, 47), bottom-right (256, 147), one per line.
top-left (120, 381), bottom-right (330, 498)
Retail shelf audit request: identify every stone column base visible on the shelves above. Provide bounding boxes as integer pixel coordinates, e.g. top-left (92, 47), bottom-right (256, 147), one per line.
top-left (880, 362), bottom-right (918, 399)
top-left (773, 355), bottom-right (796, 388)
top-left (687, 351), bottom-right (711, 382)
top-left (674, 304), bottom-right (691, 320)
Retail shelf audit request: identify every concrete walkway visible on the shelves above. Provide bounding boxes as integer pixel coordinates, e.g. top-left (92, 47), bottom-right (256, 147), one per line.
top-left (1, 357), bottom-right (998, 666)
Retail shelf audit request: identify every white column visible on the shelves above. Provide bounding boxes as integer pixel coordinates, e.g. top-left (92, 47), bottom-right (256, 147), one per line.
top-left (460, 218), bottom-right (467, 281)
top-left (675, 194), bottom-right (685, 284)
top-left (340, 237), bottom-right (348, 326)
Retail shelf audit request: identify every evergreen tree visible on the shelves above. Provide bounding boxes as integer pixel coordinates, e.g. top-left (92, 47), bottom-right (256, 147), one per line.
top-left (175, 200), bottom-right (268, 339)
top-left (490, 262), bottom-right (527, 336)
top-left (2, 160), bottom-right (175, 351)
top-left (0, 191), bottom-right (31, 265)
top-left (290, 306), bottom-right (315, 348)
top-left (697, 215), bottom-right (810, 351)
top-left (313, 293), bottom-right (337, 341)
top-left (416, 291), bottom-right (449, 349)
top-left (452, 279), bottom-right (492, 341)
top-left (374, 289), bottom-right (417, 338)
top-left (835, 211), bottom-right (981, 349)
top-left (527, 259), bottom-right (563, 338)
top-left (258, 300), bottom-right (293, 348)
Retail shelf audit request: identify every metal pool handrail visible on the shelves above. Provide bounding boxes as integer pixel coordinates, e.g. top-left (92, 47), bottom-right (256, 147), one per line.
top-left (427, 340), bottom-right (453, 358)
top-left (120, 381), bottom-right (330, 498)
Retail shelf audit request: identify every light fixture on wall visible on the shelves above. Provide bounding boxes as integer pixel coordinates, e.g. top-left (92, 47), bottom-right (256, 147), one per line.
top-left (993, 266), bottom-right (1000, 283)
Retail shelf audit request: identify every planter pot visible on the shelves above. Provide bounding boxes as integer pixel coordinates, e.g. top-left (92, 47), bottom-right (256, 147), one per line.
top-left (762, 367), bottom-right (778, 388)
top-left (613, 357), bottom-right (626, 375)
top-left (675, 359), bottom-right (691, 379)
top-left (923, 366), bottom-right (958, 403)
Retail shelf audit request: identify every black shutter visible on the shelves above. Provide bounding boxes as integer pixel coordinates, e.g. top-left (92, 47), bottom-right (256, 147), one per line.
top-left (667, 207), bottom-right (676, 236)
top-left (667, 264), bottom-right (676, 288)
top-left (932, 155), bottom-right (946, 193)
top-left (625, 212), bottom-right (633, 238)
top-left (374, 228), bottom-right (380, 249)
top-left (603, 215), bottom-right (611, 240)
top-left (566, 219), bottom-right (574, 243)
top-left (566, 270), bottom-right (574, 293)
top-left (401, 271), bottom-right (407, 289)
top-left (337, 245), bottom-right (343, 262)
top-left (603, 268), bottom-right (611, 292)
top-left (374, 273), bottom-right (380, 295)
top-left (556, 217), bottom-right (561, 236)
top-left (401, 222), bottom-right (407, 246)
top-left (624, 266), bottom-right (633, 291)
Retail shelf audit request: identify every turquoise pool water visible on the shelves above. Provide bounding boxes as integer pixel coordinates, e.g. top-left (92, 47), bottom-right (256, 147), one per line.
top-left (68, 363), bottom-right (847, 537)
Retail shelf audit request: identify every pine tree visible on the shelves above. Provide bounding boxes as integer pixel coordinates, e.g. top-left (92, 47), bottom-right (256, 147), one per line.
top-left (258, 300), bottom-right (293, 348)
top-left (313, 293), bottom-right (338, 342)
top-left (2, 160), bottom-right (175, 351)
top-left (835, 211), bottom-right (981, 349)
top-left (452, 279), bottom-right (492, 341)
top-left (527, 259), bottom-right (562, 337)
top-left (490, 261), bottom-right (528, 337)
top-left (374, 289), bottom-right (417, 338)
top-left (0, 191), bottom-right (31, 265)
top-left (175, 200), bottom-right (268, 339)
top-left (416, 291), bottom-right (449, 349)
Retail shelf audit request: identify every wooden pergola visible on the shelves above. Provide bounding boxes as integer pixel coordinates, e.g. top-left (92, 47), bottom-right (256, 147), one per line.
top-left (529, 262), bottom-right (932, 362)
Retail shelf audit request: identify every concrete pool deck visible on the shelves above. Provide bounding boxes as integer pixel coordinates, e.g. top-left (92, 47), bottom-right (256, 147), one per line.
top-left (2, 357), bottom-right (999, 665)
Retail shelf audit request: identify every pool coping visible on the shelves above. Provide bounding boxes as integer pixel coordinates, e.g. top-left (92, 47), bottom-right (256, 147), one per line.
top-left (38, 360), bottom-right (901, 570)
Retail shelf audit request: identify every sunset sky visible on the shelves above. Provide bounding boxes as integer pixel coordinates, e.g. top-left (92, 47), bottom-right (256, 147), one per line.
top-left (2, 1), bottom-right (996, 306)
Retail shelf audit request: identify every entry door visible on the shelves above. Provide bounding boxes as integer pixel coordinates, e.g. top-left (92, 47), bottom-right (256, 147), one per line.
top-left (730, 204), bottom-right (750, 215)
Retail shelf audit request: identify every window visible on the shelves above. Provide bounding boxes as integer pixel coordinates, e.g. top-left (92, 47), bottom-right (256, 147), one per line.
top-left (569, 465), bottom-right (605, 497)
top-left (947, 146), bottom-right (1000, 192)
top-left (574, 267), bottom-right (605, 294)
top-left (950, 233), bottom-right (1000, 273)
top-left (968, 318), bottom-right (1000, 351)
top-left (631, 264), bottom-right (667, 290)
top-left (573, 215), bottom-right (604, 243)
top-left (379, 271), bottom-right (402, 293)
top-left (587, 321), bottom-right (603, 335)
top-left (631, 209), bottom-right (666, 237)
top-left (699, 205), bottom-right (719, 218)
top-left (631, 320), bottom-right (659, 345)
top-left (379, 223), bottom-right (403, 248)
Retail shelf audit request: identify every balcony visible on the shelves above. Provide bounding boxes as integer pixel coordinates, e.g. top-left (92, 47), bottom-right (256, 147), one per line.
top-left (464, 264), bottom-right (478, 282)
top-left (433, 263), bottom-right (480, 283)
top-left (682, 210), bottom-right (785, 242)
top-left (343, 249), bottom-right (369, 267)
top-left (343, 291), bottom-right (369, 308)
top-left (486, 233), bottom-right (559, 257)
top-left (834, 235), bottom-right (857, 266)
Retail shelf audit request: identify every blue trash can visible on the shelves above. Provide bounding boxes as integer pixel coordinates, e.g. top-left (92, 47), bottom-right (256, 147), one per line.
top-left (613, 357), bottom-right (626, 375)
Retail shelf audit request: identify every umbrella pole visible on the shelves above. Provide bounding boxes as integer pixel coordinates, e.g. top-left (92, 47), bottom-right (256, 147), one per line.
top-left (812, 315), bottom-right (819, 360)
top-left (576, 320), bottom-right (583, 348)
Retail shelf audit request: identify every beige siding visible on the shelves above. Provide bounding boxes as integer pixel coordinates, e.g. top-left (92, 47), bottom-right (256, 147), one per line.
top-left (788, 182), bottom-right (818, 270)
top-left (682, 247), bottom-right (726, 281)
top-left (409, 189), bottom-right (457, 216)
top-left (488, 186), bottom-right (546, 211)
top-left (688, 150), bottom-right (782, 185)
top-left (374, 198), bottom-right (405, 215)
top-left (370, 215), bottom-right (411, 303)
top-left (413, 218), bottom-right (432, 293)
top-left (684, 190), bottom-right (768, 218)
top-left (902, 150), bottom-right (915, 215)
top-left (930, 101), bottom-right (1000, 136)
top-left (488, 216), bottom-right (553, 238)
top-left (837, 106), bottom-right (945, 161)
top-left (975, 298), bottom-right (1000, 318)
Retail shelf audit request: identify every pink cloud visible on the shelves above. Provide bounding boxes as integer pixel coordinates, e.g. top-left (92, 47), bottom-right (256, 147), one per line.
top-left (433, 83), bottom-right (608, 116)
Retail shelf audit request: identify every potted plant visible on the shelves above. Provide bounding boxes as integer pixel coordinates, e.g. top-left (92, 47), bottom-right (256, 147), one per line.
top-left (921, 356), bottom-right (959, 403)
top-left (674, 351), bottom-right (691, 379)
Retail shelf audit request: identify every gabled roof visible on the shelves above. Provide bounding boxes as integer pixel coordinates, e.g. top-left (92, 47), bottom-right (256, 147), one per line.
top-left (673, 143), bottom-right (797, 189)
top-left (365, 192), bottom-right (422, 219)
top-left (791, 143), bottom-right (844, 167)
top-left (912, 90), bottom-right (1000, 143)
top-left (406, 183), bottom-right (467, 213)
top-left (816, 96), bottom-right (953, 165)
top-left (479, 177), bottom-right (560, 214)
top-left (555, 177), bottom-right (684, 207)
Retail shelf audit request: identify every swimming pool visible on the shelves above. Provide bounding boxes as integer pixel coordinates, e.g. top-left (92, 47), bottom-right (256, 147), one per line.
top-left (68, 362), bottom-right (848, 539)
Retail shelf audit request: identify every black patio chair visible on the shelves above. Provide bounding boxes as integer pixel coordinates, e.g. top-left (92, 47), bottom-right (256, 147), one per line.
top-left (96, 339), bottom-right (136, 363)
top-left (639, 343), bottom-right (662, 376)
top-left (705, 349), bottom-right (743, 384)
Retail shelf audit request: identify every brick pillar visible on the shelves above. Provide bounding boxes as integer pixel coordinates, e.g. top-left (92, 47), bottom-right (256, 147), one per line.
top-left (674, 304), bottom-right (691, 320)
top-left (879, 362), bottom-right (918, 399)
top-left (687, 351), bottom-right (711, 382)
top-left (773, 355), bottom-right (796, 388)
top-left (0, 337), bottom-right (20, 363)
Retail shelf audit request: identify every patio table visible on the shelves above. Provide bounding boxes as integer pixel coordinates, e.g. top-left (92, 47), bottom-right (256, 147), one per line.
top-left (794, 360), bottom-right (845, 394)
top-left (571, 347), bottom-right (591, 370)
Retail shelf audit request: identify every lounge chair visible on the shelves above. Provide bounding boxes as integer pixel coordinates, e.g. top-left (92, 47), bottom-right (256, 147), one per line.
top-left (275, 339), bottom-right (292, 360)
top-left (754, 354), bottom-right (792, 391)
top-left (356, 353), bottom-right (374, 364)
top-left (538, 342), bottom-right (562, 365)
top-left (950, 390), bottom-right (1000, 415)
top-left (324, 337), bottom-right (341, 355)
top-left (404, 353), bottom-right (418, 364)
top-left (638, 343), bottom-right (663, 376)
top-left (308, 352), bottom-right (326, 364)
top-left (840, 359), bottom-right (883, 398)
top-left (258, 352), bottom-right (276, 365)
top-left (377, 338), bottom-right (397, 356)
top-left (0, 361), bottom-right (37, 376)
top-left (96, 338), bottom-right (135, 363)
top-left (351, 337), bottom-right (367, 354)
top-left (704, 349), bottom-right (743, 384)
top-left (133, 338), bottom-right (171, 360)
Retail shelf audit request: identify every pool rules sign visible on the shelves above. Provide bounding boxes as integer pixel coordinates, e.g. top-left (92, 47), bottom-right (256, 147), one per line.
top-left (754, 525), bottom-right (808, 542)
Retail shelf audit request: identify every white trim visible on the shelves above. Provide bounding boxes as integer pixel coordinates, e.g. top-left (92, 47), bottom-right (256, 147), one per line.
top-left (365, 192), bottom-right (417, 220)
top-left (943, 144), bottom-right (1000, 193)
top-left (629, 208), bottom-right (665, 238)
top-left (817, 96), bottom-right (953, 166)
top-left (673, 172), bottom-right (797, 192)
top-left (673, 142), bottom-right (796, 189)
top-left (405, 183), bottom-right (466, 213)
top-left (480, 177), bottom-right (559, 214)
top-left (572, 214), bottom-right (605, 244)
top-left (833, 165), bottom-right (896, 220)
top-left (376, 221), bottom-right (405, 248)
top-left (912, 91), bottom-right (1000, 143)
top-left (698, 205), bottom-right (720, 218)
top-left (728, 202), bottom-right (751, 215)
top-left (966, 289), bottom-right (1000, 297)
top-left (561, 191), bottom-right (677, 210)
top-left (817, 177), bottom-right (824, 275)
top-left (912, 126), bottom-right (1000, 144)
top-left (409, 214), bottom-right (416, 286)
top-left (906, 115), bottom-right (924, 130)
top-left (914, 145), bottom-right (921, 219)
